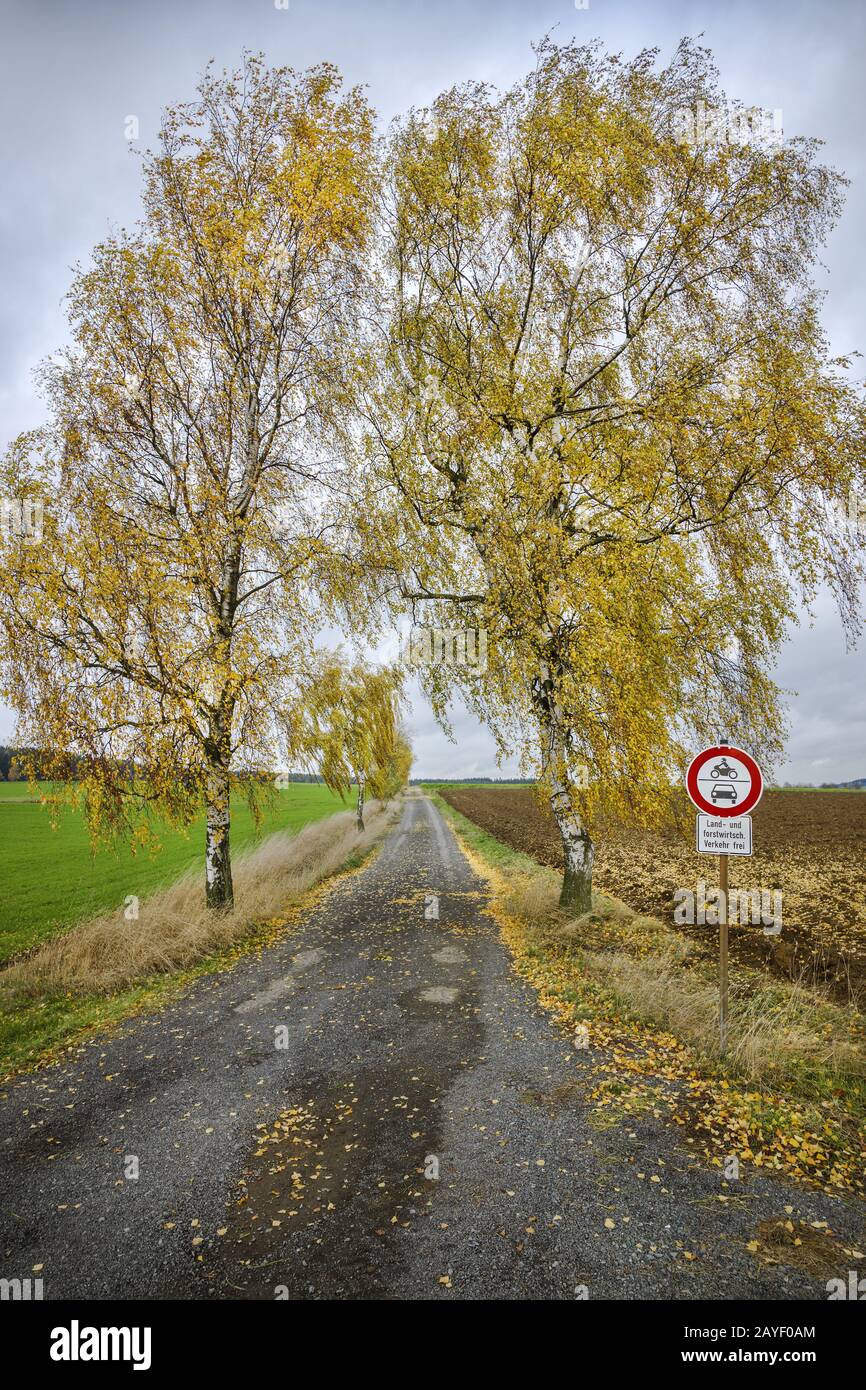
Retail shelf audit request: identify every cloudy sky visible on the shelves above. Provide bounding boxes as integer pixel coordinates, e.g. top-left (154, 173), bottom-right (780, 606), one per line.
top-left (1, 0), bottom-right (863, 781)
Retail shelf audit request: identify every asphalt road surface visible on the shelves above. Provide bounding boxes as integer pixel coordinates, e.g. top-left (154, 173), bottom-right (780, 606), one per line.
top-left (1, 794), bottom-right (863, 1300)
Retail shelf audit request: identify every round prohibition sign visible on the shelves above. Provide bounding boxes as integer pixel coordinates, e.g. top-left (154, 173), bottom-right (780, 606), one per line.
top-left (686, 744), bottom-right (764, 818)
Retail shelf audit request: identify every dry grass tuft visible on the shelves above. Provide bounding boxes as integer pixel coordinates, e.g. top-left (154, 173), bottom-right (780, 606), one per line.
top-left (580, 946), bottom-right (866, 1086)
top-left (503, 870), bottom-right (564, 928)
top-left (750, 1218), bottom-right (845, 1278)
top-left (2, 800), bottom-right (399, 999)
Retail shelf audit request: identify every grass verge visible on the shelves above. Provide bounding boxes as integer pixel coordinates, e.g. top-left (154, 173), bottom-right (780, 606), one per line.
top-left (430, 792), bottom-right (866, 1198)
top-left (0, 799), bottom-right (400, 1078)
top-left (0, 780), bottom-right (349, 961)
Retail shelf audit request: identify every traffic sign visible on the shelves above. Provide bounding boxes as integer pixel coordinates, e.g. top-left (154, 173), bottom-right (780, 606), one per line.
top-left (696, 814), bottom-right (752, 856)
top-left (686, 744), bottom-right (763, 818)
top-left (687, 741), bottom-right (764, 1059)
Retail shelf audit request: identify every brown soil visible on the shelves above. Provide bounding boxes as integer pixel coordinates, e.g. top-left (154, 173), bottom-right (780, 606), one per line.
top-left (438, 787), bottom-right (866, 1004)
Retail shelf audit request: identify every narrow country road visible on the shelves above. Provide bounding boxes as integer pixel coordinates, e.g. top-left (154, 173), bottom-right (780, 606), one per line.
top-left (1, 794), bottom-right (862, 1300)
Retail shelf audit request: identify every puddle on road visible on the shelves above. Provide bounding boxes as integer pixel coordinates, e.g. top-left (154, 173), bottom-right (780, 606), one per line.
top-left (193, 1065), bottom-right (456, 1299)
top-left (189, 969), bottom-right (486, 1298)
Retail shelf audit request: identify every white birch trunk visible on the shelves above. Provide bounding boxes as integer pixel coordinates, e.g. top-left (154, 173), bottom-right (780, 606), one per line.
top-left (535, 664), bottom-right (594, 914)
top-left (549, 771), bottom-right (594, 913)
top-left (205, 765), bottom-right (234, 910)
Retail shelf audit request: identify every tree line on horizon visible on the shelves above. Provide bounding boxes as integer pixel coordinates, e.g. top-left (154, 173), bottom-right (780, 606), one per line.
top-left (0, 748), bottom-right (390, 787)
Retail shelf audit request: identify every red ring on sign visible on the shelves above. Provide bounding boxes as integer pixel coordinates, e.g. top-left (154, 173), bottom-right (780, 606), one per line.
top-left (686, 745), bottom-right (764, 818)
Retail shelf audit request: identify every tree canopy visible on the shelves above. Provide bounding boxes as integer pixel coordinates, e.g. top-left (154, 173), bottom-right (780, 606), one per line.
top-left (288, 655), bottom-right (406, 827)
top-left (359, 36), bottom-right (866, 907)
top-left (0, 55), bottom-right (378, 905)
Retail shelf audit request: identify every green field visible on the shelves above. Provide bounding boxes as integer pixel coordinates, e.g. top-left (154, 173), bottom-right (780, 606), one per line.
top-left (0, 781), bottom-right (348, 963)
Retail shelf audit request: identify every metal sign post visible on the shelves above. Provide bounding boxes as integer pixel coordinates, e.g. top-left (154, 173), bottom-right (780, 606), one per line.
top-left (719, 848), bottom-right (729, 1055)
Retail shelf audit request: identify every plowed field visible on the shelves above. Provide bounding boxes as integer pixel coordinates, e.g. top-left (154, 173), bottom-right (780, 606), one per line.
top-left (438, 786), bottom-right (866, 999)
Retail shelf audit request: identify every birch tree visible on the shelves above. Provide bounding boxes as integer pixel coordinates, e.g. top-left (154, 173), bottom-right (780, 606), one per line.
top-left (364, 38), bottom-right (866, 911)
top-left (290, 656), bottom-right (405, 828)
top-left (0, 57), bottom-right (376, 909)
top-left (379, 730), bottom-right (413, 802)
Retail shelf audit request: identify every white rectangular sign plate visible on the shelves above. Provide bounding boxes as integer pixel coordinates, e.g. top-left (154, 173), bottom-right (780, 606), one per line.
top-left (696, 814), bottom-right (752, 856)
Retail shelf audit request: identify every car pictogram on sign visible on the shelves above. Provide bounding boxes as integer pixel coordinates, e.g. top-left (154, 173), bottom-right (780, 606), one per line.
top-left (710, 783), bottom-right (737, 804)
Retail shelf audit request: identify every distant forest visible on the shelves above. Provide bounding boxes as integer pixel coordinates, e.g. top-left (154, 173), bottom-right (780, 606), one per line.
top-left (0, 749), bottom-right (327, 784)
top-left (0, 750), bottom-right (860, 789)
top-left (411, 777), bottom-right (535, 784)
top-left (412, 775), bottom-right (865, 789)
